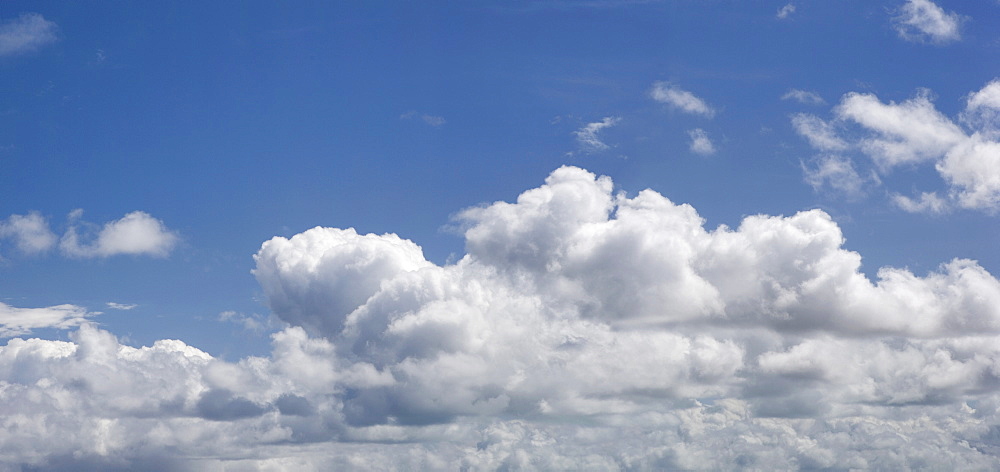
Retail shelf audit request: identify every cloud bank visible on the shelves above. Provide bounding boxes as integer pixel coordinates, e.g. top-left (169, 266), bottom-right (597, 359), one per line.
top-left (5, 166), bottom-right (1000, 469)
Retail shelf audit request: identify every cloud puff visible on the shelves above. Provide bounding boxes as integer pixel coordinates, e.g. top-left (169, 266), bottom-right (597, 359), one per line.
top-left (794, 80), bottom-right (1000, 212)
top-left (8, 167), bottom-right (1000, 468)
top-left (782, 88), bottom-right (825, 105)
top-left (776, 3), bottom-right (796, 20)
top-left (60, 211), bottom-right (179, 258)
top-left (0, 13), bottom-right (58, 56)
top-left (0, 212), bottom-right (57, 255)
top-left (801, 154), bottom-right (868, 199)
top-left (687, 128), bottom-right (716, 155)
top-left (650, 82), bottom-right (715, 118)
top-left (893, 0), bottom-right (962, 44)
top-left (571, 116), bottom-right (620, 153)
top-left (0, 302), bottom-right (95, 337)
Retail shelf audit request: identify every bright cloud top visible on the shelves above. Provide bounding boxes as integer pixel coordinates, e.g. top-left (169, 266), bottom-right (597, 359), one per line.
top-left (5, 166), bottom-right (1000, 468)
top-left (650, 82), bottom-right (715, 118)
top-left (794, 79), bottom-right (1000, 213)
top-left (0, 13), bottom-right (58, 56)
top-left (893, 0), bottom-right (962, 44)
top-left (60, 210), bottom-right (180, 258)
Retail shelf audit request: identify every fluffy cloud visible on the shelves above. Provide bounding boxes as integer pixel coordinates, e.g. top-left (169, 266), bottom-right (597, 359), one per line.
top-left (795, 80), bottom-right (1000, 212)
top-left (571, 116), bottom-right (620, 153)
top-left (0, 302), bottom-right (94, 337)
top-left (8, 167), bottom-right (1000, 468)
top-left (0, 212), bottom-right (56, 255)
top-left (60, 211), bottom-right (179, 258)
top-left (650, 82), bottom-right (715, 118)
top-left (893, 0), bottom-right (962, 44)
top-left (687, 128), bottom-right (716, 155)
top-left (0, 13), bottom-right (57, 56)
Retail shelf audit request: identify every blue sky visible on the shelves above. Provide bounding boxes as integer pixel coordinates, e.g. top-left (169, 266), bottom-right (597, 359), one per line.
top-left (3, 1), bottom-right (1000, 469)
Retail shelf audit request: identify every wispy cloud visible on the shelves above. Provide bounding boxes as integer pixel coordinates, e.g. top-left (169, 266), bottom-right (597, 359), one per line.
top-left (0, 212), bottom-right (57, 255)
top-left (106, 302), bottom-right (138, 310)
top-left (893, 0), bottom-right (963, 44)
top-left (687, 128), bottom-right (716, 155)
top-left (0, 302), bottom-right (95, 337)
top-left (573, 116), bottom-right (620, 153)
top-left (400, 110), bottom-right (446, 127)
top-left (0, 13), bottom-right (58, 56)
top-left (776, 3), bottom-right (796, 20)
top-left (782, 88), bottom-right (825, 105)
top-left (650, 82), bottom-right (715, 118)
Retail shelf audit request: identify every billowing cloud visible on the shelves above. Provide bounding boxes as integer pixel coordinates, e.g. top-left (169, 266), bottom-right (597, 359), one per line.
top-left (0, 212), bottom-right (56, 255)
top-left (687, 128), bottom-right (716, 155)
top-left (571, 116), bottom-right (620, 153)
top-left (782, 88), bottom-right (825, 105)
top-left (795, 80), bottom-right (1000, 212)
top-left (60, 211), bottom-right (179, 258)
top-left (0, 13), bottom-right (58, 56)
top-left (893, 0), bottom-right (963, 44)
top-left (650, 82), bottom-right (715, 118)
top-left (6, 167), bottom-right (1000, 468)
top-left (0, 302), bottom-right (94, 337)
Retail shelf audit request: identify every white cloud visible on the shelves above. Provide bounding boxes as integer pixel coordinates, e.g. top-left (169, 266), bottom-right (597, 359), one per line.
top-left (60, 211), bottom-right (179, 258)
top-left (0, 13), bottom-right (58, 56)
top-left (776, 3), bottom-right (796, 20)
top-left (0, 302), bottom-right (95, 337)
top-left (10, 167), bottom-right (1000, 467)
top-left (893, 191), bottom-right (950, 214)
top-left (893, 0), bottom-right (962, 44)
top-left (782, 88), bottom-right (825, 105)
top-left (791, 113), bottom-right (847, 151)
top-left (571, 116), bottom-right (620, 153)
top-left (687, 128), bottom-right (716, 155)
top-left (650, 82), bottom-right (715, 118)
top-left (106, 302), bottom-right (137, 310)
top-left (400, 110), bottom-right (445, 127)
top-left (0, 212), bottom-right (56, 255)
top-left (802, 154), bottom-right (867, 198)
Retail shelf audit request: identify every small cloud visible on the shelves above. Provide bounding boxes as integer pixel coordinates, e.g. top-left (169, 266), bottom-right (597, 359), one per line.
top-left (573, 116), bottom-right (621, 154)
top-left (0, 302), bottom-right (95, 337)
top-left (893, 0), bottom-right (963, 44)
top-left (687, 128), bottom-right (716, 155)
top-left (776, 3), bottom-right (796, 19)
top-left (801, 154), bottom-right (869, 199)
top-left (892, 191), bottom-right (950, 214)
top-left (0, 212), bottom-right (57, 255)
top-left (60, 211), bottom-right (180, 259)
top-left (219, 310), bottom-right (268, 334)
top-left (400, 110), bottom-right (445, 127)
top-left (650, 82), bottom-right (715, 118)
top-left (0, 13), bottom-right (58, 57)
top-left (782, 89), bottom-right (826, 105)
top-left (106, 302), bottom-right (138, 311)
top-left (791, 113), bottom-right (848, 151)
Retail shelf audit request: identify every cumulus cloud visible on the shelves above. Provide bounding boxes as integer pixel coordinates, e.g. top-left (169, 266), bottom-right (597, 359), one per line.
top-left (571, 116), bottom-right (620, 153)
top-left (60, 211), bottom-right (179, 258)
top-left (687, 128), bottom-right (716, 155)
top-left (8, 167), bottom-right (1000, 468)
top-left (795, 80), bottom-right (1000, 212)
top-left (893, 0), bottom-right (963, 44)
top-left (0, 13), bottom-right (58, 56)
top-left (650, 82), bottom-right (715, 118)
top-left (0, 212), bottom-right (57, 255)
top-left (782, 88), bottom-right (825, 105)
top-left (0, 302), bottom-right (94, 337)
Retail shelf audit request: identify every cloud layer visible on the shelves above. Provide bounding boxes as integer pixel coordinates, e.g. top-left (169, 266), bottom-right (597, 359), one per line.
top-left (5, 166), bottom-right (1000, 468)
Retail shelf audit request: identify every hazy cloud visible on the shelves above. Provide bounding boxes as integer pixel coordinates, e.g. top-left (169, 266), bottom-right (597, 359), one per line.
top-left (0, 13), bottom-right (58, 56)
top-left (687, 128), bottom-right (716, 155)
top-left (0, 212), bottom-right (57, 255)
top-left (782, 88), bottom-right (825, 105)
top-left (571, 116), bottom-right (620, 153)
top-left (776, 3), bottom-right (796, 19)
top-left (400, 110), bottom-right (446, 127)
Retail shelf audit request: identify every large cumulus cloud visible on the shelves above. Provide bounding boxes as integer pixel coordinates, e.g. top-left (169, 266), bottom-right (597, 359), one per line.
top-left (6, 166), bottom-right (1000, 469)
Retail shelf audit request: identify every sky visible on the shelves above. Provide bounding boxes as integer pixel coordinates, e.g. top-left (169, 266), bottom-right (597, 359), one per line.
top-left (2, 0), bottom-right (1000, 469)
